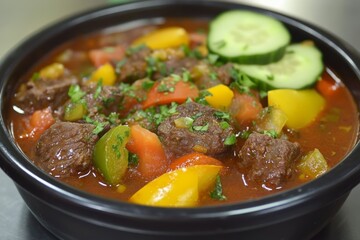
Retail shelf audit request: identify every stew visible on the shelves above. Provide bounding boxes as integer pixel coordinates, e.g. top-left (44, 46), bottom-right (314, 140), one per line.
top-left (7, 11), bottom-right (359, 207)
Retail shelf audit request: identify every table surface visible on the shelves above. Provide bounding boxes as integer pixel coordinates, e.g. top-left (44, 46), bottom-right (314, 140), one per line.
top-left (1, 0), bottom-right (360, 239)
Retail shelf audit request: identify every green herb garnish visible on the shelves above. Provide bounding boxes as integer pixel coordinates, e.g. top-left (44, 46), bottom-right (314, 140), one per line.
top-left (224, 134), bottom-right (236, 145)
top-left (128, 152), bottom-right (139, 166)
top-left (195, 90), bottom-right (212, 105)
top-left (210, 175), bottom-right (227, 201)
top-left (214, 111), bottom-right (230, 121)
top-left (126, 44), bottom-right (146, 55)
top-left (192, 123), bottom-right (209, 132)
top-left (262, 130), bottom-right (278, 138)
top-left (115, 59), bottom-right (127, 74)
top-left (93, 80), bottom-right (103, 99)
top-left (68, 84), bottom-right (86, 103)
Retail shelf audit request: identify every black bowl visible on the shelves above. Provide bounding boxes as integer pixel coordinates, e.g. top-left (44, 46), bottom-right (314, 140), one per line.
top-left (1, 1), bottom-right (360, 240)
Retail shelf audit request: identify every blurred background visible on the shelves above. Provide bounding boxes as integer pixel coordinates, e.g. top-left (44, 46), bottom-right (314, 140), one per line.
top-left (0, 0), bottom-right (359, 58)
top-left (0, 0), bottom-right (359, 239)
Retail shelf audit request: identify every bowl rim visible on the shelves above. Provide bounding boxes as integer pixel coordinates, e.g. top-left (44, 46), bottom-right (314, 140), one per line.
top-left (1, 0), bottom-right (360, 225)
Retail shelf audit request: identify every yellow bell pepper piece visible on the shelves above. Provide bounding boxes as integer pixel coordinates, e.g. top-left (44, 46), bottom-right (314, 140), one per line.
top-left (268, 89), bottom-right (325, 129)
top-left (133, 27), bottom-right (189, 50)
top-left (89, 63), bottom-right (116, 86)
top-left (255, 106), bottom-right (288, 135)
top-left (205, 84), bottom-right (234, 110)
top-left (298, 148), bottom-right (328, 180)
top-left (39, 63), bottom-right (64, 80)
top-left (129, 165), bottom-right (222, 207)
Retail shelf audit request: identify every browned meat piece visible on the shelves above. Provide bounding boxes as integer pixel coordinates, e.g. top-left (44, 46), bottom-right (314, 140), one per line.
top-left (14, 72), bottom-right (78, 114)
top-left (36, 121), bottom-right (98, 177)
top-left (190, 62), bottom-right (233, 89)
top-left (117, 47), bottom-right (152, 82)
top-left (215, 63), bottom-right (233, 86)
top-left (238, 132), bottom-right (301, 187)
top-left (157, 101), bottom-right (234, 160)
top-left (82, 84), bottom-right (123, 119)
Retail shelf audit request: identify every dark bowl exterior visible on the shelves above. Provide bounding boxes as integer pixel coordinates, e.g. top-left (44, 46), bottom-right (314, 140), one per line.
top-left (1, 1), bottom-right (360, 240)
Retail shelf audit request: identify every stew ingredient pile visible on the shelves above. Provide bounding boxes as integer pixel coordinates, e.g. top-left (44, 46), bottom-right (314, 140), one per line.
top-left (9, 10), bottom-right (358, 207)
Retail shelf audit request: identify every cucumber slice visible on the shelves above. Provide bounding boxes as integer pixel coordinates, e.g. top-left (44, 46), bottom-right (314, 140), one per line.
top-left (208, 10), bottom-right (290, 64)
top-left (235, 43), bottom-right (324, 89)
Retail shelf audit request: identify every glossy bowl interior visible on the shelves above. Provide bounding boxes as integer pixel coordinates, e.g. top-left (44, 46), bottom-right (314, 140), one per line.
top-left (1, 1), bottom-right (360, 240)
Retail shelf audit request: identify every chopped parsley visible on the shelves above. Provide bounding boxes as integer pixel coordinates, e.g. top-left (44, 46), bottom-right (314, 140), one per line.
top-left (192, 122), bottom-right (209, 132)
top-left (108, 112), bottom-right (119, 124)
top-left (214, 111), bottom-right (230, 121)
top-left (210, 175), bottom-right (227, 201)
top-left (219, 121), bottom-right (230, 129)
top-left (170, 74), bottom-right (181, 82)
top-left (180, 44), bottom-right (204, 59)
top-left (31, 72), bottom-right (40, 82)
top-left (68, 84), bottom-right (86, 103)
top-left (119, 83), bottom-right (136, 98)
top-left (115, 59), bottom-right (127, 74)
top-left (92, 121), bottom-right (107, 135)
top-left (157, 82), bottom-right (175, 93)
top-left (93, 80), bottom-right (103, 99)
top-left (126, 44), bottom-right (146, 55)
top-left (84, 115), bottom-right (107, 135)
top-left (112, 144), bottom-right (122, 159)
top-left (128, 152), bottom-right (139, 166)
top-left (145, 56), bottom-right (158, 77)
top-left (182, 69), bottom-right (191, 82)
top-left (191, 112), bottom-right (203, 120)
top-left (125, 102), bottom-right (178, 127)
top-left (230, 67), bottom-right (268, 98)
top-left (262, 129), bottom-right (278, 138)
top-left (158, 62), bottom-right (168, 76)
top-left (141, 79), bottom-right (155, 90)
top-left (195, 90), bottom-right (212, 105)
top-left (239, 130), bottom-right (251, 139)
top-left (209, 72), bottom-right (218, 81)
top-left (224, 134), bottom-right (236, 145)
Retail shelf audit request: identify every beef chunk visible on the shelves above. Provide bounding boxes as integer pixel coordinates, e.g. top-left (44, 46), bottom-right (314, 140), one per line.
top-left (15, 72), bottom-right (78, 114)
top-left (83, 84), bottom-right (123, 119)
top-left (238, 132), bottom-right (301, 187)
top-left (158, 102), bottom-right (234, 159)
top-left (118, 47), bottom-right (152, 82)
top-left (215, 63), bottom-right (233, 86)
top-left (36, 121), bottom-right (98, 177)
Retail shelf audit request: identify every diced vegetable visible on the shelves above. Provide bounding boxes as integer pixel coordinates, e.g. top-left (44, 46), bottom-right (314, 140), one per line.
top-left (255, 106), bottom-right (288, 135)
top-left (316, 74), bottom-right (340, 97)
top-left (205, 84), bottom-right (234, 110)
top-left (268, 89), bottom-right (325, 129)
top-left (21, 107), bottom-right (55, 140)
top-left (88, 45), bottom-right (125, 67)
top-left (174, 117), bottom-right (194, 129)
top-left (208, 10), bottom-right (290, 64)
top-left (88, 63), bottom-right (116, 86)
top-left (230, 91), bottom-right (263, 125)
top-left (126, 124), bottom-right (168, 180)
top-left (141, 78), bottom-right (199, 109)
top-left (39, 63), bottom-right (64, 80)
top-left (133, 27), bottom-right (189, 50)
top-left (235, 43), bottom-right (324, 89)
top-left (298, 148), bottom-right (328, 180)
top-left (210, 175), bottom-right (227, 201)
top-left (93, 125), bottom-right (130, 185)
top-left (64, 103), bottom-right (87, 121)
top-left (129, 165), bottom-right (222, 207)
top-left (169, 152), bottom-right (223, 171)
